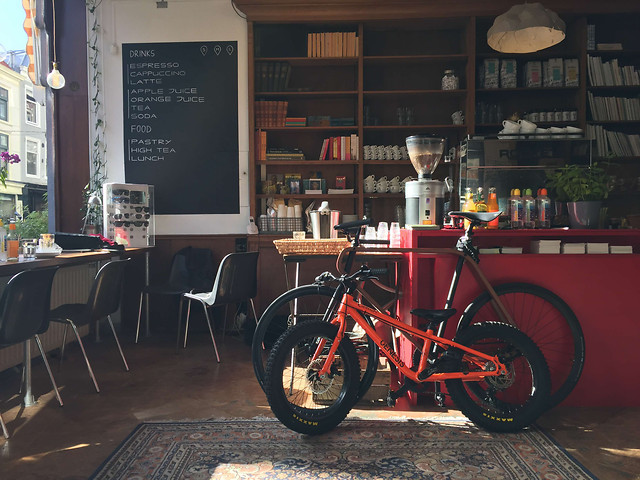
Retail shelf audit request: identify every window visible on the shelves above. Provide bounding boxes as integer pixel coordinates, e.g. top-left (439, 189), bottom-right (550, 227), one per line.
top-left (26, 138), bottom-right (39, 176)
top-left (0, 87), bottom-right (7, 122)
top-left (25, 90), bottom-right (37, 125)
top-left (0, 133), bottom-right (7, 152)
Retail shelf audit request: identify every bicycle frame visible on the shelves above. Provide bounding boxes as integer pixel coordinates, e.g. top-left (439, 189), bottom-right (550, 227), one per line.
top-left (314, 292), bottom-right (508, 384)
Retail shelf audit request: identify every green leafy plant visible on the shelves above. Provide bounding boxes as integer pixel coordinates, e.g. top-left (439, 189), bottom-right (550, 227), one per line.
top-left (546, 164), bottom-right (609, 202)
top-left (15, 209), bottom-right (49, 239)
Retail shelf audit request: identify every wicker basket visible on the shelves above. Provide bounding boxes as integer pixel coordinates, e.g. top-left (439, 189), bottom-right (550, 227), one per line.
top-left (273, 238), bottom-right (351, 256)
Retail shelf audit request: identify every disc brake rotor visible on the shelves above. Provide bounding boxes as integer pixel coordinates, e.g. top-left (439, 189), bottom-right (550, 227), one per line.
top-left (306, 358), bottom-right (337, 395)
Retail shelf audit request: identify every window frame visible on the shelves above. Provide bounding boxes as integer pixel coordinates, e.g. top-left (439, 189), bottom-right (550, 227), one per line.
top-left (25, 137), bottom-right (40, 178)
top-left (0, 87), bottom-right (8, 122)
top-left (25, 87), bottom-right (38, 126)
top-left (0, 132), bottom-right (8, 152)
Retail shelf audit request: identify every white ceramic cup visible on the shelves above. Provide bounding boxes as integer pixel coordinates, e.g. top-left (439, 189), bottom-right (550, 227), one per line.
top-left (389, 176), bottom-right (400, 186)
top-left (389, 184), bottom-right (401, 194)
top-left (565, 126), bottom-right (583, 134)
top-left (518, 119), bottom-right (537, 133)
top-left (451, 110), bottom-right (464, 125)
top-left (376, 178), bottom-right (389, 193)
top-left (502, 119), bottom-right (520, 133)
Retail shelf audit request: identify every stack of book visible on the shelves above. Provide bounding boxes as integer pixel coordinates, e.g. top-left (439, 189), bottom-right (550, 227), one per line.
top-left (588, 91), bottom-right (640, 121)
top-left (587, 55), bottom-right (640, 87)
top-left (255, 129), bottom-right (267, 162)
top-left (285, 117), bottom-right (307, 127)
top-left (530, 240), bottom-right (561, 254)
top-left (265, 147), bottom-right (305, 161)
top-left (255, 100), bottom-right (288, 128)
top-left (587, 124), bottom-right (640, 157)
top-left (561, 243), bottom-right (586, 254)
top-left (319, 135), bottom-right (359, 161)
top-left (307, 32), bottom-right (358, 58)
top-left (610, 245), bottom-right (633, 254)
top-left (586, 242), bottom-right (609, 254)
top-left (255, 62), bottom-right (291, 92)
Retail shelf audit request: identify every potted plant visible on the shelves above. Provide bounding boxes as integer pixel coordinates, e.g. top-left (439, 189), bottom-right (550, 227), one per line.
top-left (547, 163), bottom-right (609, 229)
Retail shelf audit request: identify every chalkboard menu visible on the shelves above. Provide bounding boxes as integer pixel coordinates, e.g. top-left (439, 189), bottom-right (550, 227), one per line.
top-left (122, 41), bottom-right (238, 215)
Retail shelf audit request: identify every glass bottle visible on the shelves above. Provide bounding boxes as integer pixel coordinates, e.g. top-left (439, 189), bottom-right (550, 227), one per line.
top-left (441, 69), bottom-right (459, 90)
top-left (486, 187), bottom-right (499, 230)
top-left (7, 220), bottom-right (19, 261)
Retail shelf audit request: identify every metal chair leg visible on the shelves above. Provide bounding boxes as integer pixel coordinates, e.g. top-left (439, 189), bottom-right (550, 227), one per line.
top-left (201, 302), bottom-right (221, 363)
top-left (222, 305), bottom-right (228, 341)
top-left (68, 320), bottom-right (100, 393)
top-left (0, 411), bottom-right (8, 438)
top-left (250, 298), bottom-right (258, 325)
top-left (176, 296), bottom-right (184, 352)
top-left (34, 335), bottom-right (63, 407)
top-left (59, 324), bottom-right (69, 370)
top-left (107, 315), bottom-right (130, 372)
top-left (183, 297), bottom-right (192, 349)
top-left (135, 291), bottom-right (144, 344)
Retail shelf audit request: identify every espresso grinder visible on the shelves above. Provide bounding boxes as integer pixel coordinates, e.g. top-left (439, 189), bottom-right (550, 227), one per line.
top-left (404, 135), bottom-right (449, 227)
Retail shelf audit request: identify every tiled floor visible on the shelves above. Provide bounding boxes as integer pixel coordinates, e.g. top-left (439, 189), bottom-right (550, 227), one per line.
top-left (1, 332), bottom-right (639, 479)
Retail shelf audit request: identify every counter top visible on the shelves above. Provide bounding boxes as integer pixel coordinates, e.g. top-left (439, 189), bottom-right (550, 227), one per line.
top-left (0, 247), bottom-right (152, 276)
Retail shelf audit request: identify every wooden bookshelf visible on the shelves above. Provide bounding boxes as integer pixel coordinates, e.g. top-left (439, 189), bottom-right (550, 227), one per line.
top-left (245, 9), bottom-right (640, 227)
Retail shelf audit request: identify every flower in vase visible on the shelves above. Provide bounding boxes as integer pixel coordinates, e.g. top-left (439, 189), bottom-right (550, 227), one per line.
top-left (0, 151), bottom-right (21, 188)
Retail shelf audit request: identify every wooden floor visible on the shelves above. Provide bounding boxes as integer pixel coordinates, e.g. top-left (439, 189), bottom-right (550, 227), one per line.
top-left (1, 331), bottom-right (639, 480)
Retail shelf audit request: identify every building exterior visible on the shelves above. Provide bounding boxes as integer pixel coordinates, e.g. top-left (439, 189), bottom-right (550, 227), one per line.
top-left (0, 61), bottom-right (47, 220)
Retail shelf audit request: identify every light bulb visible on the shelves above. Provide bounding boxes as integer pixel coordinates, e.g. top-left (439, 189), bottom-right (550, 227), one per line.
top-left (46, 62), bottom-right (66, 89)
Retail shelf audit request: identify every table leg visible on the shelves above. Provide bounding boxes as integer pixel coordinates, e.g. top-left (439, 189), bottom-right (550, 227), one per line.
top-left (23, 339), bottom-right (36, 407)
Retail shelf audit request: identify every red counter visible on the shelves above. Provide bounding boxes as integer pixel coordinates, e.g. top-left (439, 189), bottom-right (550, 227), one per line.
top-left (397, 228), bottom-right (640, 407)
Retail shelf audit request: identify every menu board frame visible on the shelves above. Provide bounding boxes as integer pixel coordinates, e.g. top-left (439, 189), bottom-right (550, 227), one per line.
top-left (122, 41), bottom-right (239, 215)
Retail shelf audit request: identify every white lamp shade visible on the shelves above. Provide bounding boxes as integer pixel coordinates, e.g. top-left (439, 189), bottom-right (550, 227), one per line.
top-left (46, 62), bottom-right (66, 89)
top-left (488, 3), bottom-right (566, 53)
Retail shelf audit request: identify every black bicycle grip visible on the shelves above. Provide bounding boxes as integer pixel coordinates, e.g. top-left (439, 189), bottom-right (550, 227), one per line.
top-left (369, 268), bottom-right (388, 276)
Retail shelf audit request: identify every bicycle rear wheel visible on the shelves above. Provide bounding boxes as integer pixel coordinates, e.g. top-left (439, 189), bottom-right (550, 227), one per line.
top-left (252, 284), bottom-right (379, 402)
top-left (457, 282), bottom-right (584, 408)
top-left (264, 320), bottom-right (359, 435)
top-left (446, 322), bottom-right (551, 432)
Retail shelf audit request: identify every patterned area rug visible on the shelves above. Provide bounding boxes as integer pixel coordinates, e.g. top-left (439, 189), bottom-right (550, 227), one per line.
top-left (90, 417), bottom-right (596, 479)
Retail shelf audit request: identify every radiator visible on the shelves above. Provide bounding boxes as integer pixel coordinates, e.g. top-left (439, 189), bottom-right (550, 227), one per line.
top-left (0, 264), bottom-right (96, 372)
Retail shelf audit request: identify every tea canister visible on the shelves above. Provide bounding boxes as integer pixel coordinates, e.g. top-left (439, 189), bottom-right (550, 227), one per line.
top-left (441, 69), bottom-right (459, 90)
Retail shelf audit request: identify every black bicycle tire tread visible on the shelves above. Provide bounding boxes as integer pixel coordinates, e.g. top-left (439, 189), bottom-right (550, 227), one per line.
top-left (445, 322), bottom-right (551, 432)
top-left (251, 284), bottom-right (379, 401)
top-left (264, 320), bottom-right (359, 435)
top-left (458, 282), bottom-right (585, 408)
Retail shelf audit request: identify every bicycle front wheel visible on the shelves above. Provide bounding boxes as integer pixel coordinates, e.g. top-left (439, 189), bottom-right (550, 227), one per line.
top-left (457, 282), bottom-right (584, 408)
top-left (252, 284), bottom-right (379, 402)
top-left (446, 322), bottom-right (551, 432)
top-left (264, 320), bottom-right (360, 435)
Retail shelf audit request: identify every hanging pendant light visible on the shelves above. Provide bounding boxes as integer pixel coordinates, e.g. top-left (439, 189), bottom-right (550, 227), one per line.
top-left (487, 3), bottom-right (566, 54)
top-left (46, 0), bottom-right (65, 89)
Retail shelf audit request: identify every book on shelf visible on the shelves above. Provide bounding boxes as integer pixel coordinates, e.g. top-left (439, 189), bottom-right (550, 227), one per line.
top-left (307, 31), bottom-right (357, 58)
top-left (255, 100), bottom-right (288, 128)
top-left (561, 243), bottom-right (586, 254)
top-left (500, 246), bottom-right (523, 254)
top-left (255, 129), bottom-right (267, 162)
top-left (597, 43), bottom-right (623, 51)
top-left (479, 247), bottom-right (501, 255)
top-left (610, 245), bottom-right (633, 254)
top-left (319, 138), bottom-right (329, 160)
top-left (588, 55), bottom-right (640, 87)
top-left (328, 188), bottom-right (354, 194)
top-left (530, 240), bottom-right (561, 254)
top-left (319, 135), bottom-right (358, 161)
top-left (586, 242), bottom-right (609, 254)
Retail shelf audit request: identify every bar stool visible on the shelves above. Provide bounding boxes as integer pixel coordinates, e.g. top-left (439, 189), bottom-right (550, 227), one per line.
top-left (0, 267), bottom-right (62, 439)
top-left (49, 258), bottom-right (131, 393)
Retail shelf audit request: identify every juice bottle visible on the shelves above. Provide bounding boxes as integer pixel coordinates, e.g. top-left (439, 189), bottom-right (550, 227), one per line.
top-left (7, 220), bottom-right (19, 261)
top-left (487, 187), bottom-right (499, 229)
top-left (536, 188), bottom-right (551, 228)
top-left (461, 187), bottom-right (476, 229)
top-left (0, 220), bottom-right (6, 262)
top-left (522, 188), bottom-right (536, 229)
top-left (475, 187), bottom-right (488, 212)
top-left (509, 189), bottom-right (523, 229)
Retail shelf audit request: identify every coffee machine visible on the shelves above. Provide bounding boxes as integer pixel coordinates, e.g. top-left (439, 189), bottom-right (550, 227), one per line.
top-left (404, 135), bottom-right (450, 227)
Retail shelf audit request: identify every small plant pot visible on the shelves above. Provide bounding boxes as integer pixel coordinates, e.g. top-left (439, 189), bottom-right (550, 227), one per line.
top-left (567, 201), bottom-right (602, 229)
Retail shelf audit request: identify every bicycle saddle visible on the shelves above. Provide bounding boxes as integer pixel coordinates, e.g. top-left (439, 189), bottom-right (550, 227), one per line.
top-left (448, 211), bottom-right (501, 223)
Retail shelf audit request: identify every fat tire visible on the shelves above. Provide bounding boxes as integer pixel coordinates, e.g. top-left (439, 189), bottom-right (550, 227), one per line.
top-left (457, 282), bottom-right (584, 408)
top-left (446, 322), bottom-right (551, 433)
top-left (252, 284), bottom-right (379, 402)
top-left (264, 320), bottom-right (359, 435)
